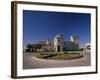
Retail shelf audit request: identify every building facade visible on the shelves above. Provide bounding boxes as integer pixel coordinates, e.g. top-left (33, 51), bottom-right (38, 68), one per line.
top-left (83, 43), bottom-right (91, 52)
top-left (26, 34), bottom-right (80, 52)
top-left (54, 34), bottom-right (79, 52)
top-left (54, 34), bottom-right (63, 52)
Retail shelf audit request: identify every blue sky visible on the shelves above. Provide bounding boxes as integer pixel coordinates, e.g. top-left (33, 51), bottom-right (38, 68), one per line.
top-left (23, 10), bottom-right (91, 48)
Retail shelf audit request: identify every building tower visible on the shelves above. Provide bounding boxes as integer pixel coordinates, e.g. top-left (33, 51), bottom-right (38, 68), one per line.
top-left (46, 39), bottom-right (51, 45)
top-left (54, 34), bottom-right (63, 52)
top-left (70, 35), bottom-right (79, 43)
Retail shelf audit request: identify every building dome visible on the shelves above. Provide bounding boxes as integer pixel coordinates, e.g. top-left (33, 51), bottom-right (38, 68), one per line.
top-left (55, 34), bottom-right (63, 39)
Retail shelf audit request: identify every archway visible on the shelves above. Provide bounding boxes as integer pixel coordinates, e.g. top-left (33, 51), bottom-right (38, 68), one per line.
top-left (57, 46), bottom-right (60, 52)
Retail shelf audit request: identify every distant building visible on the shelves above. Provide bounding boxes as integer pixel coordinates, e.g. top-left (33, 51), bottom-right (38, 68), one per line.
top-left (63, 41), bottom-right (79, 51)
top-left (70, 35), bottom-right (79, 43)
top-left (85, 43), bottom-right (91, 52)
top-left (83, 43), bottom-right (91, 52)
top-left (26, 34), bottom-right (80, 52)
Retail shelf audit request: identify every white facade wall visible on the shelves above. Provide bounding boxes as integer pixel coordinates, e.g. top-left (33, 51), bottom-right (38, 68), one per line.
top-left (54, 34), bottom-right (63, 52)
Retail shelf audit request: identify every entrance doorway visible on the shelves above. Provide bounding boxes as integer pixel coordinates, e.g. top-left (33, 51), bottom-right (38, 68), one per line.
top-left (57, 46), bottom-right (60, 52)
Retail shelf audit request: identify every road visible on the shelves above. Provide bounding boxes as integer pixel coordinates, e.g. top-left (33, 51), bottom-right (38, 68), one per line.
top-left (23, 52), bottom-right (91, 69)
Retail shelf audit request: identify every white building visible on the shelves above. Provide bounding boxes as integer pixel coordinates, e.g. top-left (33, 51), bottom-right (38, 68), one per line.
top-left (30, 34), bottom-right (80, 52)
top-left (54, 34), bottom-right (63, 52)
top-left (70, 35), bottom-right (79, 43)
top-left (85, 43), bottom-right (91, 52)
top-left (54, 34), bottom-right (79, 52)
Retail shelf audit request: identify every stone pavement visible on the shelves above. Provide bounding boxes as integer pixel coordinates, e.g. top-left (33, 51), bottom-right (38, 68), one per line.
top-left (23, 52), bottom-right (90, 69)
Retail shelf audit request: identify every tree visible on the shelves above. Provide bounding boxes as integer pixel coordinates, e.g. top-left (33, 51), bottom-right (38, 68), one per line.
top-left (27, 44), bottom-right (34, 52)
top-left (26, 44), bottom-right (43, 52)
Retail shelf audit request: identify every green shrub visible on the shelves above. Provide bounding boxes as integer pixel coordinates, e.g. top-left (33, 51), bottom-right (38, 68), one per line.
top-left (64, 51), bottom-right (68, 54)
top-left (43, 54), bottom-right (57, 59)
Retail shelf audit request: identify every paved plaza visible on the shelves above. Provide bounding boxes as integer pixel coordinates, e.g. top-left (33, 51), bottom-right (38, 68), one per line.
top-left (23, 52), bottom-right (91, 69)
